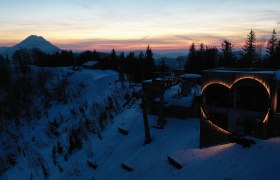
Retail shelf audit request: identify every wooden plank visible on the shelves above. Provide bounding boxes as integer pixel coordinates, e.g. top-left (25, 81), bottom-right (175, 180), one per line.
top-left (152, 125), bottom-right (164, 129)
top-left (87, 160), bottom-right (98, 169)
top-left (121, 163), bottom-right (134, 172)
top-left (118, 128), bottom-right (129, 135)
top-left (167, 156), bottom-right (183, 169)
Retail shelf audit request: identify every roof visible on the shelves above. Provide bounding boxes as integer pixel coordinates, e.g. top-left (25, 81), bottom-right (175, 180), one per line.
top-left (275, 70), bottom-right (280, 81)
top-left (82, 61), bottom-right (98, 66)
top-left (180, 74), bottom-right (201, 79)
top-left (204, 67), bottom-right (276, 75)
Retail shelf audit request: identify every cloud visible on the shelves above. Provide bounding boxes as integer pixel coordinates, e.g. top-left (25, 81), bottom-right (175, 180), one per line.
top-left (64, 0), bottom-right (89, 9)
top-left (220, 0), bottom-right (231, 3)
top-left (139, 35), bottom-right (150, 41)
top-left (174, 35), bottom-right (193, 40)
top-left (54, 34), bottom-right (237, 51)
top-left (55, 36), bottom-right (187, 51)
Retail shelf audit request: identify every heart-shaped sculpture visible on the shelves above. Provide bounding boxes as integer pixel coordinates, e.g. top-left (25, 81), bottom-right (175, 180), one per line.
top-left (201, 77), bottom-right (270, 135)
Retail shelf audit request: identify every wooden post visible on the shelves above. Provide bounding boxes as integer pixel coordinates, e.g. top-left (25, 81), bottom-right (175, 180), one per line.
top-left (233, 87), bottom-right (237, 108)
top-left (167, 156), bottom-right (183, 169)
top-left (142, 93), bottom-right (151, 144)
top-left (157, 84), bottom-right (165, 128)
top-left (157, 76), bottom-right (167, 128)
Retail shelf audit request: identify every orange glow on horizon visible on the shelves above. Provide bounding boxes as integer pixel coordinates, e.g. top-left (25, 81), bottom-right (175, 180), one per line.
top-left (1, 34), bottom-right (249, 52)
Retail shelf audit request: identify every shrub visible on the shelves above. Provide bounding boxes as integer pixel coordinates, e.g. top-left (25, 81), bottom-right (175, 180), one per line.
top-left (57, 141), bottom-right (63, 154)
top-left (87, 160), bottom-right (97, 169)
top-left (52, 145), bottom-right (57, 165)
top-left (7, 154), bottom-right (17, 166)
top-left (41, 164), bottom-right (49, 178)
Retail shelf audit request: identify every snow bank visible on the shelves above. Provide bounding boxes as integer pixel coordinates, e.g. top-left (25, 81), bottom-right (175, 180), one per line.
top-left (180, 74), bottom-right (201, 79)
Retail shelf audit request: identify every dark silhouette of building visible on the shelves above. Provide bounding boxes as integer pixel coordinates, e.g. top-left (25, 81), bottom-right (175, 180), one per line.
top-left (200, 68), bottom-right (280, 147)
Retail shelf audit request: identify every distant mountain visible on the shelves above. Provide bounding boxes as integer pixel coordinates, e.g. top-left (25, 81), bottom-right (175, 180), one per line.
top-left (155, 56), bottom-right (187, 70)
top-left (153, 52), bottom-right (186, 59)
top-left (116, 49), bottom-right (186, 59)
top-left (0, 35), bottom-right (60, 57)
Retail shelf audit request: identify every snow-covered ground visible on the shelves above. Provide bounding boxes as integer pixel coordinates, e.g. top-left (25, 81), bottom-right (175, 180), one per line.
top-left (2, 68), bottom-right (280, 180)
top-left (0, 68), bottom-right (131, 179)
top-left (63, 108), bottom-right (280, 180)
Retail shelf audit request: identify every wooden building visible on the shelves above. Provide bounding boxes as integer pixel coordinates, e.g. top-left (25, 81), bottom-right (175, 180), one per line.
top-left (142, 73), bottom-right (201, 119)
top-left (200, 68), bottom-right (280, 148)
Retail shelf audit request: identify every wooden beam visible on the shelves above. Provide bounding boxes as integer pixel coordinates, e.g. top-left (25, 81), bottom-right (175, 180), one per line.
top-left (167, 156), bottom-right (183, 169)
top-left (121, 163), bottom-right (134, 172)
top-left (118, 128), bottom-right (129, 135)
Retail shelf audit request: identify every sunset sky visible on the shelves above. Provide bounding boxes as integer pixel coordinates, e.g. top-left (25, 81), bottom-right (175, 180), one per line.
top-left (0, 0), bottom-right (279, 52)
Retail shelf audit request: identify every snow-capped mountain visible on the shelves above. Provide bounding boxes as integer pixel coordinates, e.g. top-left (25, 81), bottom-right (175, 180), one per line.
top-left (0, 35), bottom-right (60, 57)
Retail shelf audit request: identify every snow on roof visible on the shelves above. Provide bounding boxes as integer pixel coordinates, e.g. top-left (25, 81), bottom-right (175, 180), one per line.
top-left (155, 78), bottom-right (163, 81)
top-left (180, 74), bottom-right (201, 79)
top-left (205, 68), bottom-right (276, 75)
top-left (167, 95), bottom-right (194, 107)
top-left (142, 79), bottom-right (152, 83)
top-left (275, 70), bottom-right (280, 80)
top-left (82, 61), bottom-right (98, 66)
top-left (152, 84), bottom-right (197, 106)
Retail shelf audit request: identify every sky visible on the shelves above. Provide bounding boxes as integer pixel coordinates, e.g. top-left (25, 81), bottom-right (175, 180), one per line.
top-left (0, 0), bottom-right (280, 52)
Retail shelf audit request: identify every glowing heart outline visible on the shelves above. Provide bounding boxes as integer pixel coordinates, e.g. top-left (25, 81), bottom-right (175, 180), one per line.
top-left (201, 76), bottom-right (270, 97)
top-left (201, 76), bottom-right (271, 135)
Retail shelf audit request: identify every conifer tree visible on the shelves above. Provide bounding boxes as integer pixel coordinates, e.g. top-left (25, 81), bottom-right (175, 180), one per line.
top-left (138, 51), bottom-right (144, 61)
top-left (110, 48), bottom-right (116, 61)
top-left (274, 40), bottom-right (280, 68)
top-left (267, 29), bottom-right (277, 57)
top-left (145, 45), bottom-right (154, 62)
top-left (240, 29), bottom-right (257, 67)
top-left (119, 51), bottom-right (125, 62)
top-left (92, 49), bottom-right (100, 60)
top-left (220, 40), bottom-right (236, 67)
top-left (204, 46), bottom-right (218, 69)
top-left (266, 29), bottom-right (278, 67)
top-left (144, 45), bottom-right (155, 79)
top-left (185, 43), bottom-right (197, 73)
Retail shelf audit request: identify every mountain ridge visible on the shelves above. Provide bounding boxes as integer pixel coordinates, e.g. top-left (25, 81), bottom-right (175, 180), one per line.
top-left (0, 35), bottom-right (60, 57)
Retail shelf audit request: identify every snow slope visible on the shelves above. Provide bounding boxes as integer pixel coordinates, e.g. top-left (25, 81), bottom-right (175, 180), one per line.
top-left (2, 68), bottom-right (280, 180)
top-left (1, 68), bottom-right (130, 179)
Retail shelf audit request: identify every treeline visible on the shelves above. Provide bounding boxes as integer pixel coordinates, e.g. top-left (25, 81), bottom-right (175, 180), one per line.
top-left (2, 45), bottom-right (157, 82)
top-left (76, 46), bottom-right (157, 81)
top-left (185, 29), bottom-right (280, 74)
